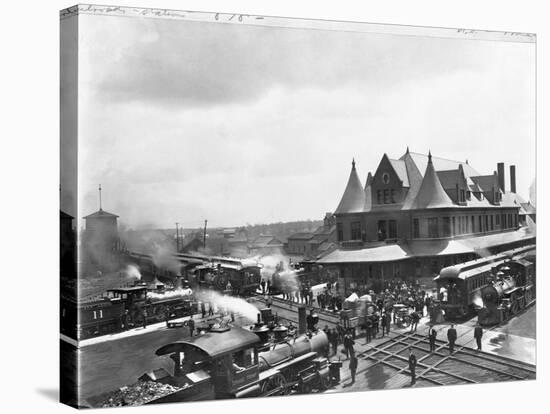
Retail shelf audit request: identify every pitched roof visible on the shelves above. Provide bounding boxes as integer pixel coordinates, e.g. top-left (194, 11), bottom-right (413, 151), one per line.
top-left (251, 235), bottom-right (283, 247)
top-left (407, 152), bottom-right (480, 177)
top-left (437, 169), bottom-right (465, 189)
top-left (288, 232), bottom-right (315, 240)
top-left (389, 159), bottom-right (410, 187)
top-left (401, 150), bottom-right (425, 210)
top-left (334, 160), bottom-right (366, 214)
top-left (410, 153), bottom-right (455, 209)
top-left (60, 210), bottom-right (74, 220)
top-left (470, 174), bottom-right (499, 193)
top-left (83, 209), bottom-right (119, 219)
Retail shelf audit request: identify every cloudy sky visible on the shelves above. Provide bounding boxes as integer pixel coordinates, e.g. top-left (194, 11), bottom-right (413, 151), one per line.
top-left (73, 13), bottom-right (535, 229)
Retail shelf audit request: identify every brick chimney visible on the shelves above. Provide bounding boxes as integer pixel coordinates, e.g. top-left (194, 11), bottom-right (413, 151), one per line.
top-left (510, 165), bottom-right (516, 193)
top-left (497, 162), bottom-right (505, 193)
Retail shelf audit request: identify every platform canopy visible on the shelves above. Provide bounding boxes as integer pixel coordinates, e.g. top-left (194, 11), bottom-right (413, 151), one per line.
top-left (317, 228), bottom-right (535, 265)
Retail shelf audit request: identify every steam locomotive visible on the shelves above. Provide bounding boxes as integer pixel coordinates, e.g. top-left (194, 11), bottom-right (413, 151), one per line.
top-left (126, 251), bottom-right (262, 296)
top-left (190, 259), bottom-right (261, 296)
top-left (433, 245), bottom-right (535, 323)
top-left (141, 316), bottom-right (340, 403)
top-left (61, 283), bottom-right (198, 340)
top-left (477, 255), bottom-right (536, 325)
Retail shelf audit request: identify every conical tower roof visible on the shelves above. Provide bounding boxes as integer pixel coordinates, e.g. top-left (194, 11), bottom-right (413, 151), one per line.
top-left (411, 152), bottom-right (455, 209)
top-left (334, 159), bottom-right (366, 214)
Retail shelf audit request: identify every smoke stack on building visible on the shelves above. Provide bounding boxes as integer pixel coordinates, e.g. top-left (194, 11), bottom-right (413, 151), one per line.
top-left (497, 162), bottom-right (505, 193)
top-left (510, 165), bottom-right (517, 193)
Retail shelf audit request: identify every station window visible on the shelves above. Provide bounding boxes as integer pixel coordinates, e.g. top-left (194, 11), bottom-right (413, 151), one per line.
top-left (460, 189), bottom-right (465, 202)
top-left (351, 221), bottom-right (361, 240)
top-left (452, 217), bottom-right (456, 235)
top-left (471, 216), bottom-right (475, 233)
top-left (383, 189), bottom-right (389, 204)
top-left (337, 223), bottom-right (344, 241)
top-left (496, 214), bottom-right (500, 226)
top-left (390, 189), bottom-right (396, 203)
top-left (388, 220), bottom-right (397, 239)
top-left (441, 217), bottom-right (450, 237)
top-left (413, 218), bottom-right (420, 239)
top-left (377, 190), bottom-right (382, 204)
top-left (377, 220), bottom-right (387, 241)
top-left (427, 218), bottom-right (439, 238)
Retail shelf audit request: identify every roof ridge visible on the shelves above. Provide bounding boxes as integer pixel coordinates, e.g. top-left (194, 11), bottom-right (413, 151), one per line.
top-left (409, 151), bottom-right (467, 165)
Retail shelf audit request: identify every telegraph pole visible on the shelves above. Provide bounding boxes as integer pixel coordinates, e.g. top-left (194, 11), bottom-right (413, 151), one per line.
top-left (203, 219), bottom-right (208, 249)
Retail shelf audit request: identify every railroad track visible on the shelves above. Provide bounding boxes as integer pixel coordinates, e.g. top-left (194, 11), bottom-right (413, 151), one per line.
top-left (350, 331), bottom-right (535, 389)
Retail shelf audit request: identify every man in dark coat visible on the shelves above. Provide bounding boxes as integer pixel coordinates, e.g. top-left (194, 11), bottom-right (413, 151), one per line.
top-left (380, 312), bottom-right (388, 337)
top-left (447, 324), bottom-right (458, 354)
top-left (187, 317), bottom-right (195, 337)
top-left (330, 329), bottom-right (338, 355)
top-left (365, 318), bottom-right (373, 343)
top-left (428, 325), bottom-right (437, 352)
top-left (408, 348), bottom-right (417, 385)
top-left (349, 355), bottom-right (358, 384)
top-left (410, 311), bottom-right (420, 332)
top-left (260, 279), bottom-right (266, 294)
top-left (474, 324), bottom-right (483, 351)
top-left (343, 330), bottom-right (355, 359)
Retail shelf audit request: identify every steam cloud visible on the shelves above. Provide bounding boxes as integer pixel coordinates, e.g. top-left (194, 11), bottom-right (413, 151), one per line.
top-left (124, 264), bottom-right (142, 280)
top-left (196, 289), bottom-right (259, 322)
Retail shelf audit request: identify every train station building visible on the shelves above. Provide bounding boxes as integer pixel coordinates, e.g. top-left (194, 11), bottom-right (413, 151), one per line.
top-left (317, 149), bottom-right (536, 294)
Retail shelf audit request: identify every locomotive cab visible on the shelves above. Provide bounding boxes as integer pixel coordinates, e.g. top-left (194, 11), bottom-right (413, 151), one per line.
top-left (153, 326), bottom-right (262, 400)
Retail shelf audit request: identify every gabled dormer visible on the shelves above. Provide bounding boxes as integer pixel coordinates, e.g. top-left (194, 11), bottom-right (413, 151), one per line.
top-left (436, 164), bottom-right (469, 205)
top-left (470, 172), bottom-right (502, 205)
top-left (371, 153), bottom-right (408, 208)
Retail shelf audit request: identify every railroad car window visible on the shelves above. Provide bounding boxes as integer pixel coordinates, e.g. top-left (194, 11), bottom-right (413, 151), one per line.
top-left (93, 311), bottom-right (97, 320)
top-left (99, 310), bottom-right (103, 318)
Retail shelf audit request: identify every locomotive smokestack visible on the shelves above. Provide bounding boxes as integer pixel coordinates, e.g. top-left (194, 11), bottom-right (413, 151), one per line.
top-left (497, 162), bottom-right (505, 193)
top-left (510, 165), bottom-right (516, 193)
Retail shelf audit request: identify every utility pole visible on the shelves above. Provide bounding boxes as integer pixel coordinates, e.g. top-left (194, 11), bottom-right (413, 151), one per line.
top-left (98, 184), bottom-right (102, 211)
top-left (175, 222), bottom-right (179, 252)
top-left (203, 219), bottom-right (208, 249)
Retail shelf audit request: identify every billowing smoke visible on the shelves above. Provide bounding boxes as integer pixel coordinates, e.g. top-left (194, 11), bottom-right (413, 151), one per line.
top-left (251, 251), bottom-right (300, 293)
top-left (151, 242), bottom-right (181, 275)
top-left (124, 264), bottom-right (142, 280)
top-left (196, 289), bottom-right (258, 322)
top-left (147, 287), bottom-right (193, 300)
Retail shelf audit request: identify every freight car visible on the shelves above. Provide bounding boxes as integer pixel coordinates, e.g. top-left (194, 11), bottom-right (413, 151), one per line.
top-left (433, 245), bottom-right (535, 321)
top-left (142, 321), bottom-right (339, 403)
